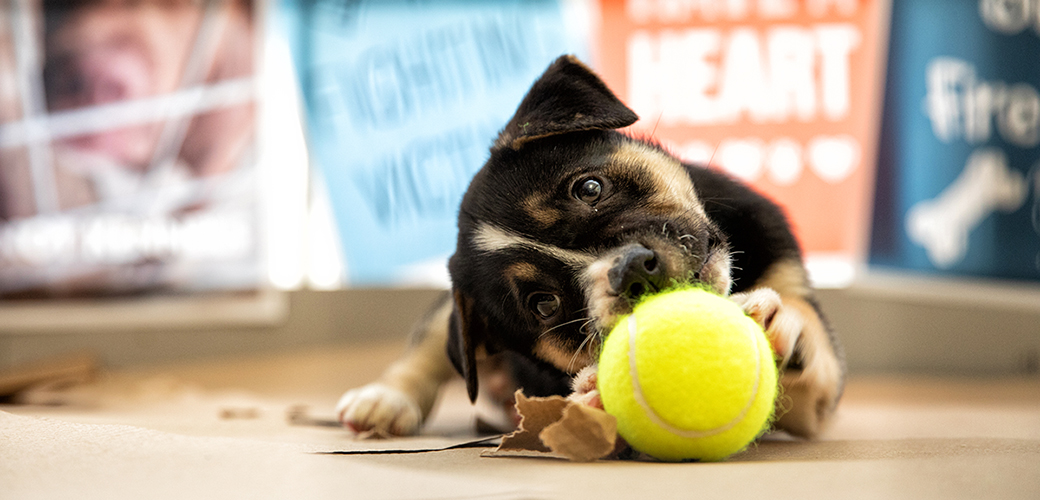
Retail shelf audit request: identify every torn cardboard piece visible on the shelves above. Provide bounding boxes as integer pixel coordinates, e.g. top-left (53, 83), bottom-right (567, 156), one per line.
top-left (490, 390), bottom-right (618, 462)
top-left (0, 352), bottom-right (98, 401)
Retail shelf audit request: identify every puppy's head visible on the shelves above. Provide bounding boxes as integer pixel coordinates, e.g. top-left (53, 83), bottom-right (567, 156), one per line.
top-left (448, 56), bottom-right (732, 401)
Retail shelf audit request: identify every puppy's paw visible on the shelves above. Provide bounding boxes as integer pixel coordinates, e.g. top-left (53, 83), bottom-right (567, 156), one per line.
top-left (730, 288), bottom-right (802, 366)
top-left (770, 298), bottom-right (844, 439)
top-left (336, 383), bottom-right (422, 437)
top-left (567, 365), bottom-right (603, 409)
top-left (775, 369), bottom-right (841, 438)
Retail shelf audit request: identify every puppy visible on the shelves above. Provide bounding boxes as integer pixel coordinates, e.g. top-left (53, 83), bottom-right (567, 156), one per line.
top-left (337, 55), bottom-right (845, 440)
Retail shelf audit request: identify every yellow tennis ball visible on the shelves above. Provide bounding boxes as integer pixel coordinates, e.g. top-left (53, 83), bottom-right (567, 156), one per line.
top-left (598, 287), bottom-right (778, 462)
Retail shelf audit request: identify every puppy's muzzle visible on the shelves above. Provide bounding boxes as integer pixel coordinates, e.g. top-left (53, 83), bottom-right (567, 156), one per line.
top-left (608, 244), bottom-right (665, 300)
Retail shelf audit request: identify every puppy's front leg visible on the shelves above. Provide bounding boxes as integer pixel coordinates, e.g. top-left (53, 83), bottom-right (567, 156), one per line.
top-left (731, 286), bottom-right (844, 439)
top-left (337, 296), bottom-right (457, 436)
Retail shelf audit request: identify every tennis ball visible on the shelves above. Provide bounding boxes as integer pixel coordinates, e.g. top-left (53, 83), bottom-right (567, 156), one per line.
top-left (597, 287), bottom-right (778, 462)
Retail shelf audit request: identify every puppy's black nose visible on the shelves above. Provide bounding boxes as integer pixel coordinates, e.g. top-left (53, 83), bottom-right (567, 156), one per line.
top-left (608, 245), bottom-right (664, 300)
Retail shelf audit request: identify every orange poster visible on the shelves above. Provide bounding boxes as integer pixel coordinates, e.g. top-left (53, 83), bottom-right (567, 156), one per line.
top-left (594, 0), bottom-right (890, 286)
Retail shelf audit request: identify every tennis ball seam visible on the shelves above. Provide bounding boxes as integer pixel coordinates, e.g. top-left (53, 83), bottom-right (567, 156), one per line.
top-left (626, 313), bottom-right (764, 438)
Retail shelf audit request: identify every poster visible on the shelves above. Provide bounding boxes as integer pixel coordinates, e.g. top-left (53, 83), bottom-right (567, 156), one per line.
top-left (279, 0), bottom-right (590, 286)
top-left (0, 0), bottom-right (263, 297)
top-left (593, 0), bottom-right (890, 286)
top-left (870, 0), bottom-right (1040, 282)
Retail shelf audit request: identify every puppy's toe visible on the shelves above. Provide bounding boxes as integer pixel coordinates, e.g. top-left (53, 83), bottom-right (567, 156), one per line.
top-left (570, 365), bottom-right (598, 395)
top-left (731, 288), bottom-right (802, 363)
top-left (567, 365), bottom-right (603, 409)
top-left (336, 383), bottom-right (422, 437)
top-left (731, 288), bottom-right (781, 329)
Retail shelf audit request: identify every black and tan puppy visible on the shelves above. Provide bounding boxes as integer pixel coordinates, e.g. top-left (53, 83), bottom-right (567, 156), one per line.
top-left (337, 56), bottom-right (845, 440)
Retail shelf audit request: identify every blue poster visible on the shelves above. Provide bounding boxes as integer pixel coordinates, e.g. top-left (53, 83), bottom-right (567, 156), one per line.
top-left (870, 0), bottom-right (1040, 281)
top-left (278, 0), bottom-right (587, 285)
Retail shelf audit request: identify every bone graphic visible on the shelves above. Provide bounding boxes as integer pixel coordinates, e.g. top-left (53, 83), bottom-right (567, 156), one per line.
top-left (907, 148), bottom-right (1027, 268)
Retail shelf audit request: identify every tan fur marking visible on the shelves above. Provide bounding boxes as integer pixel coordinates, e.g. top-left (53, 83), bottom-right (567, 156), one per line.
top-left (534, 337), bottom-right (595, 375)
top-left (755, 259), bottom-right (812, 298)
top-left (610, 141), bottom-right (706, 219)
top-left (522, 192), bottom-right (561, 227)
top-left (506, 261), bottom-right (539, 282)
top-left (505, 262), bottom-right (539, 298)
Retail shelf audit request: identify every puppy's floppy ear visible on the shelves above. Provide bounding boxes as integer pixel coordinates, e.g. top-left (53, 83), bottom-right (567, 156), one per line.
top-left (496, 55), bottom-right (639, 150)
top-left (446, 289), bottom-right (485, 403)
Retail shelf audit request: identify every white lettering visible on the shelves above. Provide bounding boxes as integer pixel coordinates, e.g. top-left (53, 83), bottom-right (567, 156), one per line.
top-left (626, 25), bottom-right (859, 126)
top-left (759, 0), bottom-right (798, 19)
top-left (717, 29), bottom-right (770, 123)
top-left (0, 218), bottom-right (76, 265)
top-left (978, 0), bottom-right (1039, 34)
top-left (815, 24), bottom-right (860, 120)
top-left (628, 0), bottom-right (750, 23)
top-left (807, 0), bottom-right (858, 17)
top-left (629, 29), bottom-right (723, 126)
top-left (766, 27), bottom-right (817, 121)
top-left (625, 0), bottom-right (856, 23)
top-left (925, 58), bottom-right (975, 142)
top-left (925, 57), bottom-right (1040, 147)
top-left (0, 212), bottom-right (253, 267)
top-left (1000, 84), bottom-right (1040, 147)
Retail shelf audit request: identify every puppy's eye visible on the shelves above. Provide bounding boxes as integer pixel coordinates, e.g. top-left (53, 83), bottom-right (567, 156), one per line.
top-left (574, 177), bottom-right (603, 205)
top-left (527, 292), bottom-right (561, 318)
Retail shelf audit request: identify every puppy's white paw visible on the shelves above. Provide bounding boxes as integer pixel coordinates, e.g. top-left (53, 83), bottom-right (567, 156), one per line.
top-left (730, 288), bottom-right (803, 367)
top-left (567, 365), bottom-right (603, 409)
top-left (336, 383), bottom-right (422, 437)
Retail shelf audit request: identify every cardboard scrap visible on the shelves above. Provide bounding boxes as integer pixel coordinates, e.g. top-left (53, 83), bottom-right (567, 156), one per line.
top-left (0, 352), bottom-right (98, 399)
top-left (492, 390), bottom-right (618, 462)
top-left (498, 391), bottom-right (570, 453)
top-left (540, 403), bottom-right (618, 462)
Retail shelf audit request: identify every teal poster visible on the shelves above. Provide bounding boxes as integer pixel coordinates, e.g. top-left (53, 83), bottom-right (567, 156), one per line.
top-left (871, 0), bottom-right (1040, 281)
top-left (279, 0), bottom-right (587, 285)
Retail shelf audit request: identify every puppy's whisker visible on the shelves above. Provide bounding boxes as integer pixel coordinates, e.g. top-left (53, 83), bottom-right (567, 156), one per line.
top-left (578, 318), bottom-right (598, 337)
top-left (650, 112), bottom-right (663, 141)
top-left (567, 328), bottom-right (598, 373)
top-left (539, 316), bottom-right (593, 339)
top-left (584, 321), bottom-right (601, 352)
top-left (701, 197), bottom-right (736, 210)
top-left (567, 317), bottom-right (604, 372)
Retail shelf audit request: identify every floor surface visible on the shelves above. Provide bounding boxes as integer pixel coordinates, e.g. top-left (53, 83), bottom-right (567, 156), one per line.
top-left (3, 341), bottom-right (1039, 499)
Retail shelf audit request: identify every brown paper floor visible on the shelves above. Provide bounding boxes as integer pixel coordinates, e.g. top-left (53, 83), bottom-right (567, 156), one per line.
top-left (3, 341), bottom-right (1039, 499)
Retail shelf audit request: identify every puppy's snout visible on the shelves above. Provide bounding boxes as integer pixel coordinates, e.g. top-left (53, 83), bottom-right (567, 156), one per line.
top-left (608, 245), bottom-right (663, 300)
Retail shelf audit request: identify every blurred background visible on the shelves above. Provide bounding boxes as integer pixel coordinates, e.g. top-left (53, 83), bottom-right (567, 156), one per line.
top-left (1, 0), bottom-right (1037, 380)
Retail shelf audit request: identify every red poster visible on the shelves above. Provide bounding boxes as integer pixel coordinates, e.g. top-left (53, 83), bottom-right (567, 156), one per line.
top-left (595, 0), bottom-right (890, 286)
